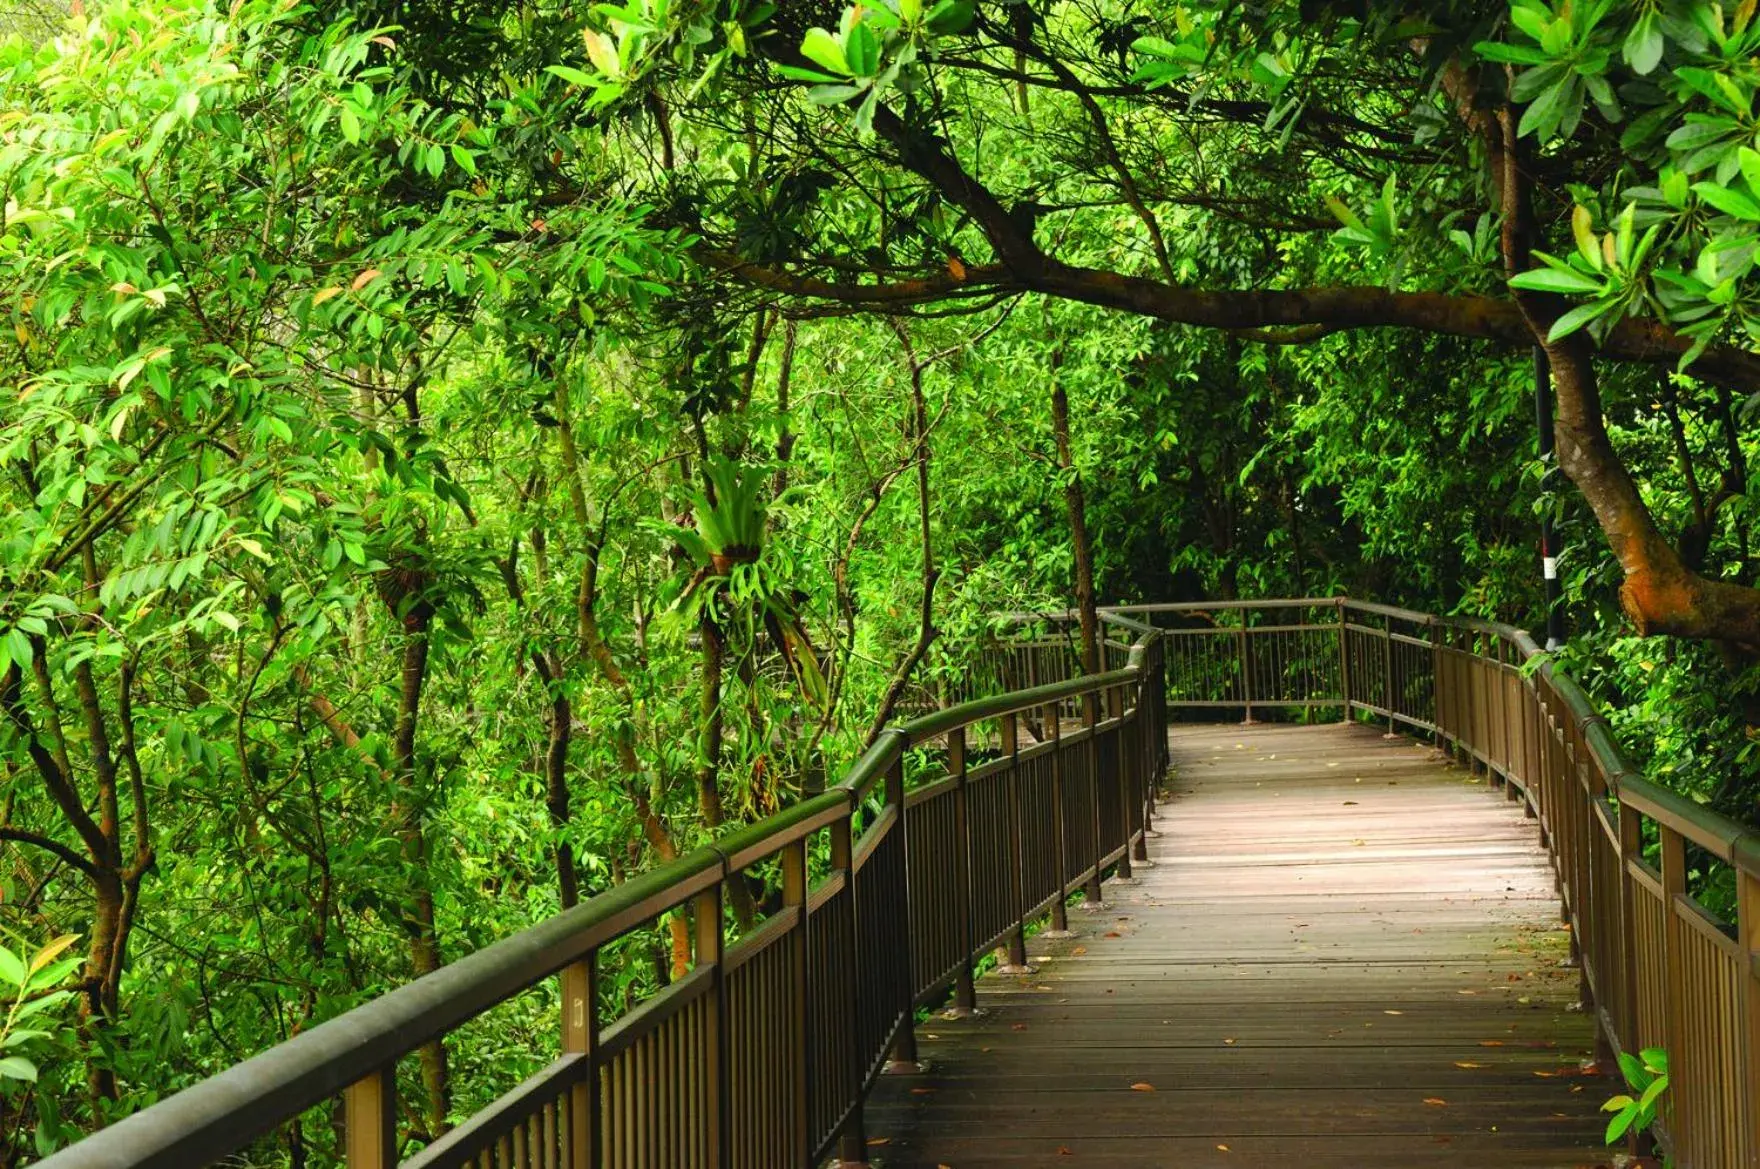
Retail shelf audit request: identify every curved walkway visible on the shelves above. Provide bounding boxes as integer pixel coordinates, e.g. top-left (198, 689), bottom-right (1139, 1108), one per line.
top-left (862, 722), bottom-right (1612, 1167)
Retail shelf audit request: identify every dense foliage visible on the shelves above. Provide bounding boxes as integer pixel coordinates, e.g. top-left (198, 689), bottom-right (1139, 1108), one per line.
top-left (2, 0), bottom-right (1759, 1160)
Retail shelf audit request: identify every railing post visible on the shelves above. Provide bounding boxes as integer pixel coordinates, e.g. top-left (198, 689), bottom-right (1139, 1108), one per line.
top-left (1045, 698), bottom-right (1073, 937)
top-left (949, 726), bottom-right (978, 1016)
top-left (1237, 624), bottom-right (1254, 725)
top-left (1131, 677), bottom-right (1151, 863)
top-left (885, 751), bottom-right (924, 1071)
top-left (998, 712), bottom-right (1033, 973)
top-left (1428, 620), bottom-right (1442, 745)
top-left (781, 838), bottom-right (811, 1162)
top-left (1336, 599), bottom-right (1351, 719)
top-left (831, 804), bottom-right (870, 1167)
top-left (1113, 684), bottom-right (1137, 881)
top-left (1660, 823), bottom-right (1689, 1150)
top-left (1737, 858), bottom-right (1760, 1167)
top-left (1616, 792), bottom-right (1642, 1062)
top-left (693, 883), bottom-right (727, 1167)
top-left (1381, 620), bottom-right (1396, 737)
top-left (343, 1066), bottom-right (397, 1169)
top-left (562, 954), bottom-right (600, 1169)
top-left (1081, 690), bottom-right (1105, 908)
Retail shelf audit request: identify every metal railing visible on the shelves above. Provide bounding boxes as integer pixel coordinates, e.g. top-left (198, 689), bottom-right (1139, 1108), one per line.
top-left (1123, 597), bottom-right (1760, 1169)
top-left (41, 613), bottom-right (1165, 1169)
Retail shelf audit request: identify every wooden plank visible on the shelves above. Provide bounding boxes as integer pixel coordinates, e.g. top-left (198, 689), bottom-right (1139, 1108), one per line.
top-left (861, 723), bottom-right (1613, 1168)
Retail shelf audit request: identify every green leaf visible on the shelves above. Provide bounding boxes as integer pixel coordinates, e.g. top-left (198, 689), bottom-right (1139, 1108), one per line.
top-left (1636, 1074), bottom-right (1669, 1110)
top-left (0, 946), bottom-right (23, 988)
top-left (545, 64), bottom-right (597, 87)
top-left (844, 19), bottom-right (878, 77)
top-left (1509, 3), bottom-right (1550, 43)
top-left (0, 1057), bottom-right (37, 1083)
top-left (1474, 42), bottom-right (1551, 65)
top-left (1546, 300), bottom-right (1611, 341)
top-left (774, 63), bottom-right (844, 83)
top-left (1692, 182), bottom-right (1760, 220)
top-left (1509, 266), bottom-right (1604, 294)
top-left (2, 630), bottom-right (31, 672)
top-left (1623, 10), bottom-right (1663, 74)
top-left (800, 27), bottom-right (851, 76)
top-left (925, 0), bottom-right (975, 35)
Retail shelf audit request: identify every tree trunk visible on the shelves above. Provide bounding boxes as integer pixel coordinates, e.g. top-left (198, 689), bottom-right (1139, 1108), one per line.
top-left (389, 619), bottom-right (449, 1136)
top-left (1051, 378), bottom-right (1101, 675)
top-left (866, 329), bottom-right (941, 741)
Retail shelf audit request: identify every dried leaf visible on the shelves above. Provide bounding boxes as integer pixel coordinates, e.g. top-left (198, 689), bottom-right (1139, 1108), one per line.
top-left (1422, 1097), bottom-right (1448, 1106)
top-left (1130, 1082), bottom-right (1155, 1092)
top-left (350, 268), bottom-right (382, 291)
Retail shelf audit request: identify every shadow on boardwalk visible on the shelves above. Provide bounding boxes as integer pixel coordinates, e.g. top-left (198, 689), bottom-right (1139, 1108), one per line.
top-left (862, 721), bottom-right (1614, 1168)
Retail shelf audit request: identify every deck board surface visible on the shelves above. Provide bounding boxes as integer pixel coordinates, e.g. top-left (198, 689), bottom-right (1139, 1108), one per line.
top-left (860, 722), bottom-right (1614, 1168)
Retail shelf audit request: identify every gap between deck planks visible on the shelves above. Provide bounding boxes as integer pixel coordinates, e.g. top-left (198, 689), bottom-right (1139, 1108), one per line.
top-left (857, 721), bottom-right (1615, 1169)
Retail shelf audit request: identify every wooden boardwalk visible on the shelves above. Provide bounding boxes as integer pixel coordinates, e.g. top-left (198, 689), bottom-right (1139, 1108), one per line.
top-left (861, 722), bottom-right (1614, 1167)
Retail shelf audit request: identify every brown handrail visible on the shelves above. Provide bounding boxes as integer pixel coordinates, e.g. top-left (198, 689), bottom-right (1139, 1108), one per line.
top-left (1146, 595), bottom-right (1760, 1168)
top-left (39, 613), bottom-right (1163, 1169)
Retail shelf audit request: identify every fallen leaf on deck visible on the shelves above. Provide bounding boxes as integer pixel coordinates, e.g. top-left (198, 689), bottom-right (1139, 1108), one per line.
top-left (1130, 1082), bottom-right (1155, 1092)
top-left (1383, 1009), bottom-right (1404, 1015)
top-left (1422, 1097), bottom-right (1448, 1106)
top-left (866, 1137), bottom-right (891, 1146)
top-left (1453, 1061), bottom-right (1483, 1069)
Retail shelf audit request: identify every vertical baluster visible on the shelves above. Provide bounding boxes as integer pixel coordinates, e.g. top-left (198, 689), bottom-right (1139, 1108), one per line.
top-left (344, 1066), bottom-right (397, 1169)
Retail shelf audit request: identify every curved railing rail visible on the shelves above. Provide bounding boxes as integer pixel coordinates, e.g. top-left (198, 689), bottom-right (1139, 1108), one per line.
top-left (41, 613), bottom-right (1165, 1169)
top-left (1121, 597), bottom-right (1760, 1169)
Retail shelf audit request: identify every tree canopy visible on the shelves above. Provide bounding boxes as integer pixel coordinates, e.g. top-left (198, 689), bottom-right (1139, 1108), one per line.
top-left (2, 0), bottom-right (1759, 1159)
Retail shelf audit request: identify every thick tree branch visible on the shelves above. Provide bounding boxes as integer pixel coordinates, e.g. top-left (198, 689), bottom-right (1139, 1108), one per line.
top-left (706, 249), bottom-right (1760, 391)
